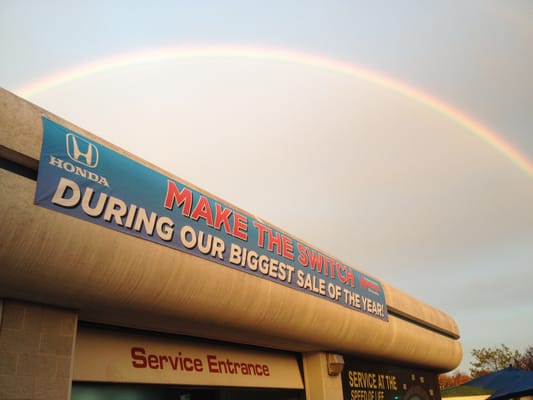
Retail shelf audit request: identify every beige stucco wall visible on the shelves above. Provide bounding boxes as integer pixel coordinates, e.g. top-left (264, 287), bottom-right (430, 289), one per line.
top-left (0, 299), bottom-right (78, 400)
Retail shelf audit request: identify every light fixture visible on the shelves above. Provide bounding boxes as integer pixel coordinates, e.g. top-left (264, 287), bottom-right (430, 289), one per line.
top-left (327, 353), bottom-right (345, 376)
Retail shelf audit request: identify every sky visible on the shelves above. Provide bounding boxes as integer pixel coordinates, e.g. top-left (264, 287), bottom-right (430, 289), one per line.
top-left (1, 0), bottom-right (532, 374)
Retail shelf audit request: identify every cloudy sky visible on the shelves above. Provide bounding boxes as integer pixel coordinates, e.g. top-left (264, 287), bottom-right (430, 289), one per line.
top-left (1, 1), bottom-right (532, 373)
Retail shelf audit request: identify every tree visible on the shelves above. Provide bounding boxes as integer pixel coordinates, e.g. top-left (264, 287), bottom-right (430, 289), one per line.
top-left (438, 372), bottom-right (471, 388)
top-left (514, 346), bottom-right (533, 371)
top-left (470, 344), bottom-right (521, 378)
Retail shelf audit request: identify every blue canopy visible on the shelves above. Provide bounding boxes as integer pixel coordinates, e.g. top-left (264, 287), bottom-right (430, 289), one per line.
top-left (464, 368), bottom-right (533, 400)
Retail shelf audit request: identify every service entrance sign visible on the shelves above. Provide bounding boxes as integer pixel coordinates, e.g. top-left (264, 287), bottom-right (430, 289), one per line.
top-left (73, 326), bottom-right (304, 388)
top-left (35, 117), bottom-right (387, 320)
top-left (342, 358), bottom-right (441, 400)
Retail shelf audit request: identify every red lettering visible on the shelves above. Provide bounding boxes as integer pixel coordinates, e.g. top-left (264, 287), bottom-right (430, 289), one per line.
top-left (233, 212), bottom-right (248, 241)
top-left (148, 354), bottom-right (159, 369)
top-left (205, 354), bottom-right (270, 376)
top-left (164, 181), bottom-right (192, 216)
top-left (207, 354), bottom-right (218, 373)
top-left (337, 263), bottom-right (354, 285)
top-left (297, 243), bottom-right (309, 266)
top-left (346, 268), bottom-right (355, 287)
top-left (253, 221), bottom-right (267, 247)
top-left (183, 357), bottom-right (194, 371)
top-left (309, 250), bottom-right (323, 272)
top-left (214, 203), bottom-right (232, 234)
top-left (131, 347), bottom-right (204, 371)
top-left (338, 264), bottom-right (347, 283)
top-left (194, 358), bottom-right (203, 372)
top-left (169, 355), bottom-right (179, 370)
top-left (190, 195), bottom-right (213, 226)
top-left (267, 229), bottom-right (281, 254)
top-left (330, 260), bottom-right (338, 279)
top-left (165, 181), bottom-right (248, 241)
top-left (131, 347), bottom-right (147, 368)
top-left (282, 235), bottom-right (294, 260)
top-left (254, 222), bottom-right (293, 260)
top-left (159, 355), bottom-right (168, 369)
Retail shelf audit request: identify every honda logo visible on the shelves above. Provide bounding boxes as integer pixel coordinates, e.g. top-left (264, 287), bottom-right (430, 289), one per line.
top-left (66, 133), bottom-right (99, 168)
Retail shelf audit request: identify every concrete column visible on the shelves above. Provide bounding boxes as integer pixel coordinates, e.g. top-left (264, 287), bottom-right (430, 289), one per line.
top-left (0, 299), bottom-right (78, 400)
top-left (302, 352), bottom-right (344, 400)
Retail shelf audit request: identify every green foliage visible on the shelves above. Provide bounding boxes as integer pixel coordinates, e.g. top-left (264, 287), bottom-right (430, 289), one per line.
top-left (469, 344), bottom-right (521, 378)
top-left (441, 385), bottom-right (494, 397)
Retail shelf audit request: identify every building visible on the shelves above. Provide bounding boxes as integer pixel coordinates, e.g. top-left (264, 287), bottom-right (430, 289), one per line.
top-left (0, 87), bottom-right (462, 399)
top-left (442, 368), bottom-right (533, 400)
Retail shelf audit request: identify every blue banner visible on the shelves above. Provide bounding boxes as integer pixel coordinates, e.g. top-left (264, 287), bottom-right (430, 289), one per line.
top-left (35, 117), bottom-right (387, 321)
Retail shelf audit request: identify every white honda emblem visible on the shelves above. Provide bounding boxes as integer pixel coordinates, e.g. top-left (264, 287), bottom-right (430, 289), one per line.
top-left (66, 133), bottom-right (99, 168)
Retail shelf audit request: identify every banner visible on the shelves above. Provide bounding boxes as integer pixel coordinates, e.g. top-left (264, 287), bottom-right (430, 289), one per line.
top-left (35, 117), bottom-right (387, 320)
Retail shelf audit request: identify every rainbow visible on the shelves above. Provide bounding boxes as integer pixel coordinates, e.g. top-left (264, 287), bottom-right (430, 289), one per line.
top-left (15, 44), bottom-right (533, 178)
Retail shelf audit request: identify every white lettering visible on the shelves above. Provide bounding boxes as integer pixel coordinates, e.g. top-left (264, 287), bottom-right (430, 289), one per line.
top-left (49, 155), bottom-right (63, 168)
top-left (103, 196), bottom-right (128, 225)
top-left (50, 178), bottom-right (174, 242)
top-left (179, 226), bottom-right (225, 259)
top-left (48, 155), bottom-right (110, 187)
top-left (52, 177), bottom-right (81, 207)
top-left (80, 187), bottom-right (107, 217)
